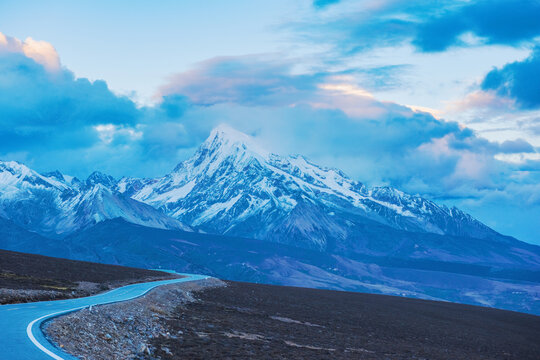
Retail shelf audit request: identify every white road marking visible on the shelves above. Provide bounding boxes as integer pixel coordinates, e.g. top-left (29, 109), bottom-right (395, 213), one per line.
top-left (26, 306), bottom-right (86, 360)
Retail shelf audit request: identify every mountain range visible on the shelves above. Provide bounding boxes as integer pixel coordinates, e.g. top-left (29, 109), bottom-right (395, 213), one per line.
top-left (118, 125), bottom-right (504, 249)
top-left (1, 125), bottom-right (539, 314)
top-left (0, 160), bottom-right (188, 238)
top-left (0, 125), bottom-right (509, 245)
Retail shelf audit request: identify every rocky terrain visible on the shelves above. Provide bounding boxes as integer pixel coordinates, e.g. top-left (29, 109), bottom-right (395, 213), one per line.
top-left (0, 249), bottom-right (176, 304)
top-left (45, 278), bottom-right (225, 359)
top-left (46, 280), bottom-right (540, 360)
top-left (0, 160), bottom-right (189, 238)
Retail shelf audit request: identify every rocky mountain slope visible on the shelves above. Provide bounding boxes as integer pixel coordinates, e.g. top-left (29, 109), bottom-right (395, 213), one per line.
top-left (0, 161), bottom-right (188, 237)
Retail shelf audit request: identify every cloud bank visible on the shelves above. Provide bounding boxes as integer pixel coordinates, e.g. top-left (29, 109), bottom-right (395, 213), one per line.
top-left (482, 46), bottom-right (540, 109)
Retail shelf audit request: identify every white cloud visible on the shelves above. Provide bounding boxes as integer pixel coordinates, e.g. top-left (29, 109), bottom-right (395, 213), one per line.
top-left (444, 90), bottom-right (515, 114)
top-left (0, 32), bottom-right (60, 72)
top-left (494, 152), bottom-right (540, 164)
top-left (21, 37), bottom-right (61, 72)
top-left (443, 89), bottom-right (540, 148)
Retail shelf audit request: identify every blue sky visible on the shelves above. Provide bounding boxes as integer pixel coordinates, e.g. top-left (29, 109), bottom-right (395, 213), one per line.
top-left (0, 0), bottom-right (539, 244)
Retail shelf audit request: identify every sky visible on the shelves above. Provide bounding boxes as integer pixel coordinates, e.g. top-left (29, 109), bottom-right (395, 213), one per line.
top-left (0, 0), bottom-right (539, 244)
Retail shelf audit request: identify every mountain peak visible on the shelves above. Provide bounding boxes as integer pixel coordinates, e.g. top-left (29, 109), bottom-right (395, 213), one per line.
top-left (173, 125), bottom-right (272, 173)
top-left (86, 171), bottom-right (116, 188)
top-left (203, 124), bottom-right (270, 159)
top-left (0, 160), bottom-right (66, 190)
top-left (210, 123), bottom-right (249, 141)
top-left (0, 160), bottom-right (31, 174)
top-left (43, 170), bottom-right (64, 181)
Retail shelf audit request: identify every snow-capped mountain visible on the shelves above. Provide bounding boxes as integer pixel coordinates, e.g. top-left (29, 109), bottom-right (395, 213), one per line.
top-left (2, 128), bottom-right (539, 315)
top-left (0, 161), bottom-right (188, 237)
top-left (0, 126), bottom-right (510, 250)
top-left (117, 125), bottom-right (504, 251)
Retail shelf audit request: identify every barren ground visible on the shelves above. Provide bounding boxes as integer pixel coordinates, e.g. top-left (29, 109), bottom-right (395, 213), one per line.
top-left (47, 279), bottom-right (540, 360)
top-left (151, 281), bottom-right (540, 359)
top-left (0, 249), bottom-right (176, 304)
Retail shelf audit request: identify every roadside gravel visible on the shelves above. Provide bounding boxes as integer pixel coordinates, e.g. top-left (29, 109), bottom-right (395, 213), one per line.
top-left (44, 278), bottom-right (225, 360)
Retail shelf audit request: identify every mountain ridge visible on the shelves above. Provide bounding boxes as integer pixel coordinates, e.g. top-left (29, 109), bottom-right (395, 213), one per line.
top-left (117, 125), bottom-right (507, 251)
top-left (0, 160), bottom-right (189, 237)
top-left (0, 126), bottom-right (518, 249)
top-left (2, 135), bottom-right (540, 314)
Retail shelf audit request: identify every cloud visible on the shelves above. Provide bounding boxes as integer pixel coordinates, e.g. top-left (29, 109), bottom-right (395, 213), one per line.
top-left (451, 180), bottom-right (540, 244)
top-left (0, 34), bottom-right (140, 175)
top-left (528, 117), bottom-right (540, 135)
top-left (313, 0), bottom-right (341, 9)
top-left (414, 0), bottom-right (540, 52)
top-left (498, 138), bottom-right (535, 153)
top-left (298, 0), bottom-right (540, 54)
top-left (159, 55), bottom-right (411, 105)
top-left (481, 46), bottom-right (540, 109)
top-left (0, 53), bottom-right (138, 153)
top-left (158, 55), bottom-right (324, 106)
top-left (0, 32), bottom-right (60, 71)
top-left (1, 46), bottom-right (532, 193)
top-left (446, 90), bottom-right (515, 113)
top-left (154, 55), bottom-right (535, 194)
top-left (159, 56), bottom-right (413, 119)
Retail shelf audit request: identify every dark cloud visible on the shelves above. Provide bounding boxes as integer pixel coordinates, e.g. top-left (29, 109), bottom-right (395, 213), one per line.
top-left (498, 138), bottom-right (535, 153)
top-left (301, 0), bottom-right (540, 54)
top-left (414, 0), bottom-right (540, 52)
top-left (0, 53), bottom-right (139, 153)
top-left (481, 46), bottom-right (540, 109)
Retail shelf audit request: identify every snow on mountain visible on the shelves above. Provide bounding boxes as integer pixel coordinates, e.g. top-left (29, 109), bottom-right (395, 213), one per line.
top-left (0, 160), bottom-right (189, 237)
top-left (118, 125), bottom-right (503, 251)
top-left (85, 171), bottom-right (117, 188)
top-left (0, 126), bottom-right (506, 250)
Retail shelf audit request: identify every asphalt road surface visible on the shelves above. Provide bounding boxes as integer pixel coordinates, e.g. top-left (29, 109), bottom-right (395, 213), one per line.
top-left (0, 273), bottom-right (208, 360)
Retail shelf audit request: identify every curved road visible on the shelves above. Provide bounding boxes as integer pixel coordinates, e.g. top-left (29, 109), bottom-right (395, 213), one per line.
top-left (0, 273), bottom-right (209, 360)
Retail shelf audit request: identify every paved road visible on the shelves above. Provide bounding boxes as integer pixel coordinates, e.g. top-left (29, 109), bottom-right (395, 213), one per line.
top-left (0, 273), bottom-right (209, 360)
